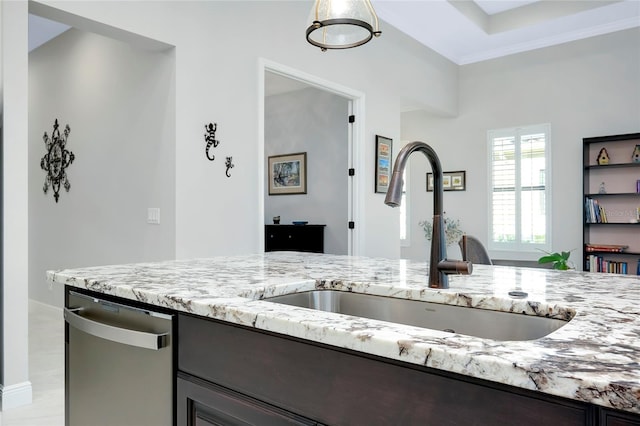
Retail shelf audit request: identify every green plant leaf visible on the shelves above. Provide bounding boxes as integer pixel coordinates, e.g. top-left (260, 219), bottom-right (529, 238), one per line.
top-left (537, 248), bottom-right (573, 270)
top-left (538, 254), bottom-right (560, 264)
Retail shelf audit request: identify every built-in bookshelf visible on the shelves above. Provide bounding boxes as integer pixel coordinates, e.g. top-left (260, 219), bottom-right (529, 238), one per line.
top-left (583, 132), bottom-right (640, 275)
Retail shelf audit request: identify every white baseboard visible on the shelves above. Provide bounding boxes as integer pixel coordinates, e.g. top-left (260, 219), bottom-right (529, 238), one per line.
top-left (29, 298), bottom-right (63, 313)
top-left (0, 381), bottom-right (33, 411)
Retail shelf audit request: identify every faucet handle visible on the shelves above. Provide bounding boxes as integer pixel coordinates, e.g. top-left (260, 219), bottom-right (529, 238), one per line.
top-left (438, 259), bottom-right (473, 276)
top-left (461, 234), bottom-right (468, 261)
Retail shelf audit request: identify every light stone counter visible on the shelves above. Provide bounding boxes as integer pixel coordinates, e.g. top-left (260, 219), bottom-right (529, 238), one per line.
top-left (47, 252), bottom-right (640, 414)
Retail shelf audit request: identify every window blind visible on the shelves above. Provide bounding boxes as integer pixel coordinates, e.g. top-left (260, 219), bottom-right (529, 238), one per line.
top-left (488, 124), bottom-right (550, 252)
top-left (491, 136), bottom-right (516, 243)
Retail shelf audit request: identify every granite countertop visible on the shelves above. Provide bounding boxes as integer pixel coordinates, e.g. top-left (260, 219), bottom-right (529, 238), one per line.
top-left (47, 252), bottom-right (640, 414)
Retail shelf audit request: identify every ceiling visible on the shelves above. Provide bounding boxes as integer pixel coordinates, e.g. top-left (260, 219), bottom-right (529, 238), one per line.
top-left (27, 0), bottom-right (640, 97)
top-left (29, 14), bottom-right (71, 51)
top-left (29, 1), bottom-right (640, 64)
top-left (372, 0), bottom-right (640, 65)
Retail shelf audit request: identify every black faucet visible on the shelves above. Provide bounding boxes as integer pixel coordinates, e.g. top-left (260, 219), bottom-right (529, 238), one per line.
top-left (385, 141), bottom-right (472, 288)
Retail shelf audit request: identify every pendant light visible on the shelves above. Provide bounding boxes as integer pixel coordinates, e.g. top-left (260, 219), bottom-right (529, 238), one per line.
top-left (306, 0), bottom-right (382, 51)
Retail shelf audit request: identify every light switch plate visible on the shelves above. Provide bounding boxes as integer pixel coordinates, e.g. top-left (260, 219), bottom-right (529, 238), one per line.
top-left (147, 208), bottom-right (160, 224)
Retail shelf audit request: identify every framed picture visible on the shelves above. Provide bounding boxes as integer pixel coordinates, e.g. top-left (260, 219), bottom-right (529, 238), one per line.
top-left (375, 135), bottom-right (393, 193)
top-left (427, 170), bottom-right (466, 191)
top-left (268, 152), bottom-right (307, 195)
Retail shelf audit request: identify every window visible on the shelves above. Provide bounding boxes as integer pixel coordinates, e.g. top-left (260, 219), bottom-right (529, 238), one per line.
top-left (400, 168), bottom-right (410, 247)
top-left (488, 124), bottom-right (551, 253)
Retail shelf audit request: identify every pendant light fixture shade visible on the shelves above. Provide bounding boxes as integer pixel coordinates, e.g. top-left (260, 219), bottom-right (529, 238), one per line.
top-left (306, 0), bottom-right (382, 51)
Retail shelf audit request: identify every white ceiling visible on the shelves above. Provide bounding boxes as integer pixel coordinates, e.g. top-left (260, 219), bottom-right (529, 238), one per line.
top-left (372, 0), bottom-right (640, 65)
top-left (266, 1), bottom-right (639, 96)
top-left (474, 0), bottom-right (538, 15)
top-left (29, 14), bottom-right (71, 52)
top-left (29, 1), bottom-right (640, 63)
top-left (27, 1), bottom-right (640, 97)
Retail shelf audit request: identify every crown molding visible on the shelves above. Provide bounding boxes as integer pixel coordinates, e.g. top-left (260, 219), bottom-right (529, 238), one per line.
top-left (458, 17), bottom-right (639, 65)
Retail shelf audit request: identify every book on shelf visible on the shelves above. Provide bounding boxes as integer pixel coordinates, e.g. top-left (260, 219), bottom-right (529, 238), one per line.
top-left (584, 197), bottom-right (608, 223)
top-left (584, 243), bottom-right (628, 253)
top-left (586, 255), bottom-right (629, 274)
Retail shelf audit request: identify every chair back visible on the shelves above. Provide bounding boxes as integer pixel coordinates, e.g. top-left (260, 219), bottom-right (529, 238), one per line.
top-left (459, 235), bottom-right (492, 265)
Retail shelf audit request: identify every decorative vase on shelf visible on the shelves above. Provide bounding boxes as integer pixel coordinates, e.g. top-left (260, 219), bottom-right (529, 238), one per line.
top-left (632, 144), bottom-right (640, 163)
top-left (599, 182), bottom-right (607, 194)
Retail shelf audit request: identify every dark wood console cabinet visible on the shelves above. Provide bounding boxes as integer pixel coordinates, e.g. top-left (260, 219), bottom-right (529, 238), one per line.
top-left (177, 313), bottom-right (639, 426)
top-left (265, 225), bottom-right (325, 253)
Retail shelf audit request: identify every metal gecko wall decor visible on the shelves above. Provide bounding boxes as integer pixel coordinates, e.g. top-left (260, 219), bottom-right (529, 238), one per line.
top-left (225, 156), bottom-right (234, 177)
top-left (204, 122), bottom-right (235, 178)
top-left (41, 119), bottom-right (75, 203)
top-left (204, 122), bottom-right (220, 161)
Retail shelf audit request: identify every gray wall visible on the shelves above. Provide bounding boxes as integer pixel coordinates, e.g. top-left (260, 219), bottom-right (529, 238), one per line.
top-left (265, 87), bottom-right (348, 255)
top-left (28, 28), bottom-right (176, 305)
top-left (401, 28), bottom-right (640, 264)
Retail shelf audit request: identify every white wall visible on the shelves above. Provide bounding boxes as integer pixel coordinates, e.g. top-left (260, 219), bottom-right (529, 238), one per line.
top-left (24, 0), bottom-right (457, 262)
top-left (0, 1), bottom-right (3, 114)
top-left (28, 28), bottom-right (176, 306)
top-left (1, 0), bottom-right (31, 410)
top-left (2, 0), bottom-right (459, 406)
top-left (265, 87), bottom-right (348, 255)
top-left (401, 28), bottom-right (640, 263)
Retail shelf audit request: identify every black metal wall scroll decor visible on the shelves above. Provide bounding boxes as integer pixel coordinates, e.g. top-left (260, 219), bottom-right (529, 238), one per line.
top-left (225, 156), bottom-right (234, 177)
top-left (41, 119), bottom-right (75, 203)
top-left (204, 122), bottom-right (220, 161)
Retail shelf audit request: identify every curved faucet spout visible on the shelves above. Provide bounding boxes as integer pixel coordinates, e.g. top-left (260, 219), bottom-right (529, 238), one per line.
top-left (385, 141), bottom-right (472, 288)
top-left (385, 142), bottom-right (443, 216)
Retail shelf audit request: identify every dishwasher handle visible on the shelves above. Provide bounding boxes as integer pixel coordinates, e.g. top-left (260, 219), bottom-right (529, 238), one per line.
top-left (64, 307), bottom-right (169, 350)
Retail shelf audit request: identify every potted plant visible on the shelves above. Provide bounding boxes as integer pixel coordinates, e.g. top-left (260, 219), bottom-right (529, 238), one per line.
top-left (418, 213), bottom-right (463, 247)
top-left (537, 249), bottom-right (574, 270)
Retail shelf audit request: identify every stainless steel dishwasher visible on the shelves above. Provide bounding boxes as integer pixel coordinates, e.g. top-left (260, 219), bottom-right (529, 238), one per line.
top-left (64, 289), bottom-right (174, 426)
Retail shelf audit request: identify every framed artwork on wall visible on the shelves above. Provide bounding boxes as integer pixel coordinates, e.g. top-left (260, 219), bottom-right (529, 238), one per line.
top-left (375, 135), bottom-right (393, 193)
top-left (427, 170), bottom-right (466, 191)
top-left (268, 152), bottom-right (307, 195)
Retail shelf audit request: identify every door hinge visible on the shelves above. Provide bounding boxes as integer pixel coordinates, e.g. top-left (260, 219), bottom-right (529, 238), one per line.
top-left (348, 221), bottom-right (355, 229)
top-left (348, 115), bottom-right (355, 123)
top-left (348, 168), bottom-right (355, 176)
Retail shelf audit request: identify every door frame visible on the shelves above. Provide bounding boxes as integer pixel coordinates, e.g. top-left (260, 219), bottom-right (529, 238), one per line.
top-left (258, 59), bottom-right (365, 256)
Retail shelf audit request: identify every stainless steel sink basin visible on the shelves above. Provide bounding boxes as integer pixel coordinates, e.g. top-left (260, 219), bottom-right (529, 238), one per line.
top-left (263, 290), bottom-right (570, 341)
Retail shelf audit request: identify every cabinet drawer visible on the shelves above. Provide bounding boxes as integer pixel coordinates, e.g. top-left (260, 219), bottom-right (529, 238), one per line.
top-left (599, 407), bottom-right (640, 426)
top-left (177, 372), bottom-right (316, 426)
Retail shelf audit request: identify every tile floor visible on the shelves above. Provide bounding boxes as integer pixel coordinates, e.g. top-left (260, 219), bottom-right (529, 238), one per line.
top-left (1, 301), bottom-right (64, 426)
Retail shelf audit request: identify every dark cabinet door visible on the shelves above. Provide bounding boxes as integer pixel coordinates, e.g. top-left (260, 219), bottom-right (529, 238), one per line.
top-left (600, 408), bottom-right (640, 426)
top-left (265, 225), bottom-right (325, 253)
top-left (177, 372), bottom-right (317, 426)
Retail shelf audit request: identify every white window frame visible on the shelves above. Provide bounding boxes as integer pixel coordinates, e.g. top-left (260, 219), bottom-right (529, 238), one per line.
top-left (487, 124), bottom-right (552, 256)
top-left (400, 166), bottom-right (410, 247)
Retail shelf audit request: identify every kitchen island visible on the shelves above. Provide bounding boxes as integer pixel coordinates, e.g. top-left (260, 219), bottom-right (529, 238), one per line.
top-left (48, 252), bottom-right (640, 424)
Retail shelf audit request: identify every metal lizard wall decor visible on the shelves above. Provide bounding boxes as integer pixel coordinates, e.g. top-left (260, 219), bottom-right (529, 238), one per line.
top-left (225, 156), bottom-right (234, 177)
top-left (204, 122), bottom-right (220, 161)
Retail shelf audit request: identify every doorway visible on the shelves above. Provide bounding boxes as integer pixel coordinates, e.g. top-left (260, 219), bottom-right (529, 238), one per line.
top-left (259, 60), bottom-right (365, 256)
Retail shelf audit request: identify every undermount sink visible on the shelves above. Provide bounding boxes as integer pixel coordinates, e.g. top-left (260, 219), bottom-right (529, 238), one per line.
top-left (263, 290), bottom-right (571, 341)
